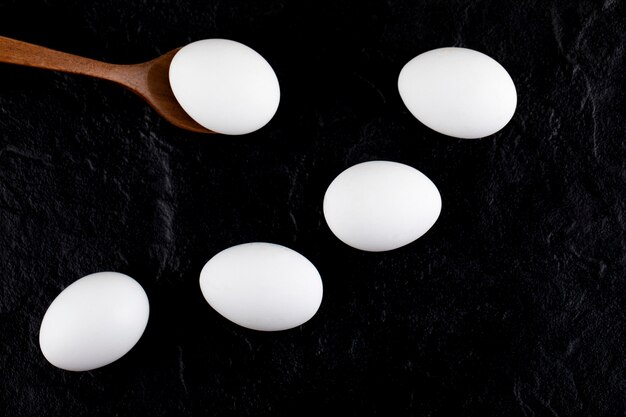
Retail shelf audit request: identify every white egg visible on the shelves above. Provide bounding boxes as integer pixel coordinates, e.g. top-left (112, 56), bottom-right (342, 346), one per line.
top-left (169, 38), bottom-right (280, 135)
top-left (199, 243), bottom-right (323, 331)
top-left (323, 161), bottom-right (441, 252)
top-left (398, 47), bottom-right (517, 139)
top-left (39, 272), bottom-right (149, 372)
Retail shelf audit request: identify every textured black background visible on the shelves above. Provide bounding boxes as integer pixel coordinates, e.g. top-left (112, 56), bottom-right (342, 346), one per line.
top-left (1, 0), bottom-right (625, 416)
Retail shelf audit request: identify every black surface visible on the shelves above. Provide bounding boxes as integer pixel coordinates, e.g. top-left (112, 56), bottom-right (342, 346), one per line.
top-left (1, 0), bottom-right (625, 416)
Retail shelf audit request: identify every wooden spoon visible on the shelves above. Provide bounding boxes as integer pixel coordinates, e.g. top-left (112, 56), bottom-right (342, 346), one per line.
top-left (0, 36), bottom-right (212, 134)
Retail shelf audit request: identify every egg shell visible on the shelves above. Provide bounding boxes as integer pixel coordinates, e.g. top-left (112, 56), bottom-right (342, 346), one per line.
top-left (323, 161), bottom-right (442, 252)
top-left (169, 38), bottom-right (280, 135)
top-left (398, 47), bottom-right (517, 139)
top-left (39, 272), bottom-right (149, 372)
top-left (199, 243), bottom-right (323, 331)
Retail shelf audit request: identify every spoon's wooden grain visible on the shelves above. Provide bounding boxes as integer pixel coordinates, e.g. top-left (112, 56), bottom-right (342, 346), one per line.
top-left (0, 36), bottom-right (212, 134)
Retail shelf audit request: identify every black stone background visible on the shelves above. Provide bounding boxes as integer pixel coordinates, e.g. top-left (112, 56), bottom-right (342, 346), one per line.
top-left (0, 0), bottom-right (625, 415)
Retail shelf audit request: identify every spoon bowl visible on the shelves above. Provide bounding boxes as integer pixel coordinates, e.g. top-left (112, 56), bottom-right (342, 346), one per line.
top-left (0, 36), bottom-right (212, 134)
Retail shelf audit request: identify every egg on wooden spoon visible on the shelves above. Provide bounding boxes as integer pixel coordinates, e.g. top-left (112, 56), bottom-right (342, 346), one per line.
top-left (169, 39), bottom-right (280, 135)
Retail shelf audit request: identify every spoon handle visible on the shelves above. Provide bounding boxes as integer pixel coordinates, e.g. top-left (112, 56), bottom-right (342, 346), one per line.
top-left (0, 36), bottom-right (119, 81)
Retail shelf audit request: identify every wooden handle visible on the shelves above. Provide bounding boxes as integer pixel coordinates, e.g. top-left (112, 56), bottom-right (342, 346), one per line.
top-left (0, 36), bottom-right (210, 133)
top-left (0, 36), bottom-right (120, 81)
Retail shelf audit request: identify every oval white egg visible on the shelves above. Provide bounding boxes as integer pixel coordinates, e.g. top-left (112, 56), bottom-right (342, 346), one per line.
top-left (323, 161), bottom-right (442, 252)
top-left (398, 47), bottom-right (517, 139)
top-left (39, 272), bottom-right (149, 372)
top-left (199, 243), bottom-right (323, 331)
top-left (169, 38), bottom-right (280, 135)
